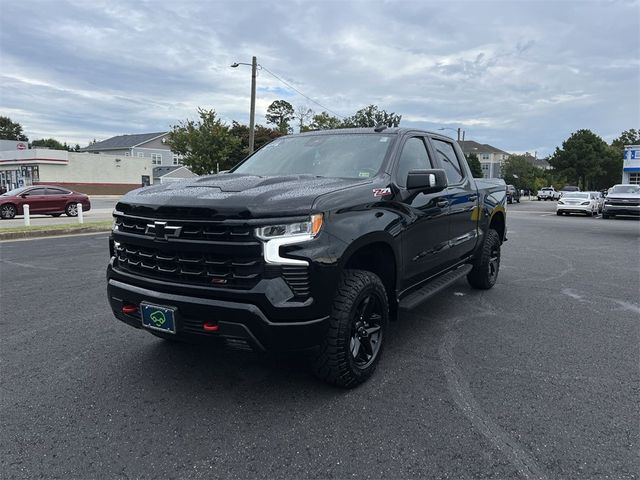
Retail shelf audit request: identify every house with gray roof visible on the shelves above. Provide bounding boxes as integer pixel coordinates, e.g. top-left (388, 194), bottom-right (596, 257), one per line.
top-left (458, 140), bottom-right (510, 179)
top-left (153, 165), bottom-right (197, 184)
top-left (80, 132), bottom-right (182, 167)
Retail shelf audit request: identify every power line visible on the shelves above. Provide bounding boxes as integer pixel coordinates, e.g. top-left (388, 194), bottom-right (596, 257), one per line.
top-left (258, 65), bottom-right (345, 119)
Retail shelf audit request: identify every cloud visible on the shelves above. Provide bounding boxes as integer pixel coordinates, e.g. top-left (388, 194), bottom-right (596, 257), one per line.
top-left (0, 0), bottom-right (638, 155)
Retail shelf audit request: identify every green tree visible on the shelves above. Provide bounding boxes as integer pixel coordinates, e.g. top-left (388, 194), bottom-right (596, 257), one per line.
top-left (265, 100), bottom-right (295, 133)
top-left (611, 128), bottom-right (640, 150)
top-left (227, 121), bottom-right (284, 164)
top-left (295, 105), bottom-right (314, 133)
top-left (0, 116), bottom-right (28, 141)
top-left (501, 154), bottom-right (542, 191)
top-left (306, 111), bottom-right (343, 131)
top-left (343, 105), bottom-right (401, 128)
top-left (465, 153), bottom-right (483, 178)
top-left (548, 129), bottom-right (609, 190)
top-left (166, 108), bottom-right (240, 175)
top-left (31, 138), bottom-right (67, 150)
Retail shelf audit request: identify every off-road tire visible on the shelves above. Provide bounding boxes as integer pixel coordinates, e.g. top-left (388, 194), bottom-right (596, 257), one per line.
top-left (556, 211), bottom-right (562, 216)
top-left (467, 229), bottom-right (501, 290)
top-left (312, 269), bottom-right (388, 388)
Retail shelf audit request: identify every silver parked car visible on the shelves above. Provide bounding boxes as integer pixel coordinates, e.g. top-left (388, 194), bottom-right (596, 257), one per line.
top-left (556, 192), bottom-right (599, 216)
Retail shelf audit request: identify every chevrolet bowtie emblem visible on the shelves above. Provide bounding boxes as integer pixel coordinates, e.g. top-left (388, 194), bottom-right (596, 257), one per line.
top-left (145, 221), bottom-right (182, 240)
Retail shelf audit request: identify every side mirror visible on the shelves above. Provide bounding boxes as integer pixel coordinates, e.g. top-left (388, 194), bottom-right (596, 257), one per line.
top-left (20, 193), bottom-right (28, 198)
top-left (406, 169), bottom-right (448, 193)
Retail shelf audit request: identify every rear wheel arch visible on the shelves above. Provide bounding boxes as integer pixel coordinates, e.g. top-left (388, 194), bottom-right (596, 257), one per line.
top-left (488, 211), bottom-right (506, 243)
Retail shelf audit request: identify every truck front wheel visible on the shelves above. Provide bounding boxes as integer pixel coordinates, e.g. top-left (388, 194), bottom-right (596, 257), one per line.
top-left (467, 229), bottom-right (501, 290)
top-left (312, 269), bottom-right (388, 388)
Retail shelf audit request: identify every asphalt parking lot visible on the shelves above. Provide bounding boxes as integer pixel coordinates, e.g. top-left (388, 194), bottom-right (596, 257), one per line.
top-left (1, 201), bottom-right (638, 479)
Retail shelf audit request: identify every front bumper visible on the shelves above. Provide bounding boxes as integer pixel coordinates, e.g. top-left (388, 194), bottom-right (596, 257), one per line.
top-left (107, 276), bottom-right (330, 352)
top-left (602, 204), bottom-right (640, 216)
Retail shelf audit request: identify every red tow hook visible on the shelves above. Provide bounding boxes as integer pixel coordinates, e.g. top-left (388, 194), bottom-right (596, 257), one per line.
top-left (203, 322), bottom-right (219, 332)
top-left (122, 304), bottom-right (138, 315)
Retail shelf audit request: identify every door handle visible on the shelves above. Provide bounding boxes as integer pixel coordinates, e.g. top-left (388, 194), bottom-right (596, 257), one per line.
top-left (468, 195), bottom-right (478, 202)
top-left (437, 200), bottom-right (449, 208)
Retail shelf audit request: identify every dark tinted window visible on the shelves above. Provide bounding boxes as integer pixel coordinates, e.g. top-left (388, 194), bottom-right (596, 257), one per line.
top-left (27, 188), bottom-right (46, 195)
top-left (396, 137), bottom-right (432, 187)
top-left (45, 188), bottom-right (70, 195)
top-left (431, 139), bottom-right (464, 184)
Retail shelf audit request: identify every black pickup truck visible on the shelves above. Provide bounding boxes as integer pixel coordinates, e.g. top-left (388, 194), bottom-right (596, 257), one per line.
top-left (108, 128), bottom-right (506, 387)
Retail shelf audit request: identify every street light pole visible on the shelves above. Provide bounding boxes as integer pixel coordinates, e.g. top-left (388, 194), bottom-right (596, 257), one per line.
top-left (249, 56), bottom-right (257, 154)
top-left (231, 56), bottom-right (258, 154)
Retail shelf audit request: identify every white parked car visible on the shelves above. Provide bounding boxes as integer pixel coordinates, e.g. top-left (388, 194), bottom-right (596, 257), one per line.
top-left (556, 192), bottom-right (599, 216)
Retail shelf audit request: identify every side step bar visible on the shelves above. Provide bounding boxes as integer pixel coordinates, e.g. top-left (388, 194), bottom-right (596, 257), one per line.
top-left (399, 264), bottom-right (473, 310)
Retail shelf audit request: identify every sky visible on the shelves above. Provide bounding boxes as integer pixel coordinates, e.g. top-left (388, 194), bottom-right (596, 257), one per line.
top-left (1, 0), bottom-right (638, 156)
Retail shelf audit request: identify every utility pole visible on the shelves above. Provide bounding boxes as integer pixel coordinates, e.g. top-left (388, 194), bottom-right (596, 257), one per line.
top-left (457, 127), bottom-right (461, 142)
top-left (249, 56), bottom-right (257, 154)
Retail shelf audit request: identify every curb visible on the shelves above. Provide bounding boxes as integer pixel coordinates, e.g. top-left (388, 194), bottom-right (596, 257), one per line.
top-left (0, 224), bottom-right (112, 241)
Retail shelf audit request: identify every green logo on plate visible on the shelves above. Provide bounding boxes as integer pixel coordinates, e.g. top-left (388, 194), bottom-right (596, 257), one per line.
top-left (150, 310), bottom-right (166, 327)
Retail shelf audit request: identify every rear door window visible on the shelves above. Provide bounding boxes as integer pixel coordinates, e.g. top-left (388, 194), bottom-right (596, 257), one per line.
top-left (27, 188), bottom-right (46, 195)
top-left (431, 139), bottom-right (465, 184)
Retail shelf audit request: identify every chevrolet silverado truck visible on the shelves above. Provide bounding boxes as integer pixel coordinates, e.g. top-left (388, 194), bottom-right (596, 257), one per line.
top-left (602, 184), bottom-right (640, 218)
top-left (107, 128), bottom-right (507, 387)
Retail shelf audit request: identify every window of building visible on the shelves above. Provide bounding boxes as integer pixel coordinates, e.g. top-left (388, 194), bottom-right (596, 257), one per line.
top-left (432, 138), bottom-right (465, 184)
top-left (482, 154), bottom-right (490, 160)
top-left (396, 137), bottom-right (432, 187)
top-left (137, 152), bottom-right (144, 158)
top-left (172, 154), bottom-right (182, 166)
top-left (151, 153), bottom-right (162, 165)
top-left (629, 173), bottom-right (640, 185)
top-left (124, 151), bottom-right (130, 157)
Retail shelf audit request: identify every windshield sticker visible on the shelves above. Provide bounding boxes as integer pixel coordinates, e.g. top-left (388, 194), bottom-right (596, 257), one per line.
top-left (379, 137), bottom-right (389, 142)
top-left (358, 171), bottom-right (371, 178)
top-left (373, 187), bottom-right (392, 198)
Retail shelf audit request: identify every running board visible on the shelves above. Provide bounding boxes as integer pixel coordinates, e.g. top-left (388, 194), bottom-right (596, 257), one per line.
top-left (399, 264), bottom-right (473, 311)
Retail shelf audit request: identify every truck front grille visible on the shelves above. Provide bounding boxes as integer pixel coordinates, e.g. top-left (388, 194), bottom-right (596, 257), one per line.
top-left (115, 242), bottom-right (262, 289)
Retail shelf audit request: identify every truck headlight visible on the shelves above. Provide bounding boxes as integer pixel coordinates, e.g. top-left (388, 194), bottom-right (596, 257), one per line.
top-left (255, 213), bottom-right (323, 240)
top-left (256, 214), bottom-right (324, 266)
top-left (558, 200), bottom-right (565, 205)
top-left (580, 201), bottom-right (590, 205)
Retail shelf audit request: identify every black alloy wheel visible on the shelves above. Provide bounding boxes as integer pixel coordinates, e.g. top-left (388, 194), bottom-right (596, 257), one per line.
top-left (1, 204), bottom-right (16, 219)
top-left (350, 293), bottom-right (384, 369)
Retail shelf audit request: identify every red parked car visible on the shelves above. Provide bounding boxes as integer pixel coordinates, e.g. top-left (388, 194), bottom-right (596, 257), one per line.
top-left (0, 185), bottom-right (91, 219)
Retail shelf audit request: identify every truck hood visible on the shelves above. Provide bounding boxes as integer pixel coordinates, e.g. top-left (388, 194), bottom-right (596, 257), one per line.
top-left (118, 173), bottom-right (370, 219)
top-left (607, 193), bottom-right (640, 200)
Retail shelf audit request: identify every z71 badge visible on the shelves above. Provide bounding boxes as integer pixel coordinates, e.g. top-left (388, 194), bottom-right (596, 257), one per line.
top-left (373, 187), bottom-right (392, 198)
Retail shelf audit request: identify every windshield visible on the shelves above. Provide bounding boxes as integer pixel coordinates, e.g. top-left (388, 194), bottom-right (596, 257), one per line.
top-left (1, 186), bottom-right (29, 196)
top-left (233, 134), bottom-right (394, 179)
top-left (563, 192), bottom-right (589, 199)
top-left (610, 185), bottom-right (640, 194)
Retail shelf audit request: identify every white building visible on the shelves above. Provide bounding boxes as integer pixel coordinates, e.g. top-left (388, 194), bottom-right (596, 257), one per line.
top-left (622, 145), bottom-right (640, 184)
top-left (0, 147), bottom-right (153, 194)
top-left (458, 140), bottom-right (510, 179)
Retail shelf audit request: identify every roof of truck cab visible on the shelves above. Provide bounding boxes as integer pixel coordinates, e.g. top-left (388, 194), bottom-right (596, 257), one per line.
top-left (293, 127), bottom-right (452, 138)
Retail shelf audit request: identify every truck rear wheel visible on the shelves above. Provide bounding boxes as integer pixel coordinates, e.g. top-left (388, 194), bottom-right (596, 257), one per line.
top-left (312, 269), bottom-right (388, 388)
top-left (467, 229), bottom-right (501, 290)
